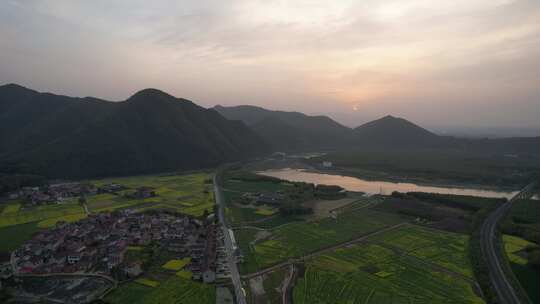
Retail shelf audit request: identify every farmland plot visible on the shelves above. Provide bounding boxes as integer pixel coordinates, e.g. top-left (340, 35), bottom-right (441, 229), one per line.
top-left (247, 209), bottom-right (405, 271)
top-left (370, 225), bottom-right (474, 278)
top-left (294, 243), bottom-right (484, 304)
top-left (88, 172), bottom-right (214, 217)
top-left (106, 277), bottom-right (214, 304)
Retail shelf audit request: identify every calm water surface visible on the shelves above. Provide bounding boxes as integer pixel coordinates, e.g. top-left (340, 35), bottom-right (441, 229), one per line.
top-left (258, 168), bottom-right (517, 199)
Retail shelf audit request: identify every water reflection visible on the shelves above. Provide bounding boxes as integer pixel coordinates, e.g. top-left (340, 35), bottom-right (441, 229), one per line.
top-left (258, 169), bottom-right (517, 199)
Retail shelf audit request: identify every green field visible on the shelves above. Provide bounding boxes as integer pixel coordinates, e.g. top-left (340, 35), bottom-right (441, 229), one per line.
top-left (506, 199), bottom-right (540, 237)
top-left (1, 203), bottom-right (21, 215)
top-left (88, 172), bottom-right (214, 217)
top-left (370, 225), bottom-right (474, 278)
top-left (0, 221), bottom-right (41, 252)
top-left (106, 277), bottom-right (214, 304)
top-left (222, 173), bottom-right (299, 225)
top-left (294, 243), bottom-right (484, 304)
top-left (263, 268), bottom-right (288, 303)
top-left (36, 213), bottom-right (88, 228)
top-left (0, 203), bottom-right (86, 228)
top-left (162, 258), bottom-right (191, 271)
top-left (239, 208), bottom-right (405, 273)
top-left (222, 191), bottom-right (270, 224)
top-left (503, 235), bottom-right (536, 265)
top-left (135, 278), bottom-right (160, 287)
top-left (503, 234), bottom-right (540, 303)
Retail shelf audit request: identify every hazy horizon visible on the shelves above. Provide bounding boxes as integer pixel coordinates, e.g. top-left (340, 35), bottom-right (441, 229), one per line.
top-left (1, 0), bottom-right (539, 130)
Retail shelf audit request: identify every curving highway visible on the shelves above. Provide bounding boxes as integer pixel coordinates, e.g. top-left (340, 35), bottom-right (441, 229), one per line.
top-left (480, 182), bottom-right (536, 304)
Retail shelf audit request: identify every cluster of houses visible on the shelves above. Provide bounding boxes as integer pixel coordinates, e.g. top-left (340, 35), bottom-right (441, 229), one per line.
top-left (7, 182), bottom-right (128, 205)
top-left (12, 210), bottom-right (218, 283)
top-left (8, 182), bottom-right (96, 205)
top-left (7, 181), bottom-right (159, 206)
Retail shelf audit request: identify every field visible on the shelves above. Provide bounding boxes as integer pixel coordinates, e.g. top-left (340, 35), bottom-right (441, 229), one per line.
top-left (88, 172), bottom-right (214, 217)
top-left (503, 198), bottom-right (540, 249)
top-left (223, 194), bottom-right (270, 224)
top-left (238, 208), bottom-right (405, 273)
top-left (255, 206), bottom-right (277, 216)
top-left (503, 235), bottom-right (536, 265)
top-left (36, 213), bottom-right (88, 228)
top-left (293, 242), bottom-right (484, 304)
top-left (0, 203), bottom-right (86, 228)
top-left (0, 221), bottom-right (41, 252)
top-left (262, 268), bottom-right (288, 303)
top-left (1, 203), bottom-right (21, 214)
top-left (135, 278), bottom-right (160, 287)
top-left (222, 178), bottom-right (293, 225)
top-left (106, 277), bottom-right (214, 304)
top-left (369, 225), bottom-right (474, 278)
top-left (221, 170), bottom-right (315, 226)
top-left (162, 258), bottom-right (191, 271)
top-left (503, 234), bottom-right (540, 303)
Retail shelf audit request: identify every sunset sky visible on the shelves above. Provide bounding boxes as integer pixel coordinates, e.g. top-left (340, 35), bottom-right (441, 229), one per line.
top-left (1, 0), bottom-right (539, 129)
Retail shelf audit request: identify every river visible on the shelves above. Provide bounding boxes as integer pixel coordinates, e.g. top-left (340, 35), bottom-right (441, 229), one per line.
top-left (258, 168), bottom-right (517, 199)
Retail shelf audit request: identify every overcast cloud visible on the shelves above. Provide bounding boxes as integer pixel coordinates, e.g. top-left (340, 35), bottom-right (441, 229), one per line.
top-left (1, 0), bottom-right (539, 129)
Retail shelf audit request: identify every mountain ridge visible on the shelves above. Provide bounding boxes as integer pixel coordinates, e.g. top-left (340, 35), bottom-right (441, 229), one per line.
top-left (214, 104), bottom-right (354, 151)
top-left (0, 84), bottom-right (266, 179)
top-left (3, 83), bottom-right (539, 181)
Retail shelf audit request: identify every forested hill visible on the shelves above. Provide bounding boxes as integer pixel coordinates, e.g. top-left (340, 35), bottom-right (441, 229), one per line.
top-left (214, 105), bottom-right (353, 151)
top-left (353, 115), bottom-right (455, 148)
top-left (0, 84), bottom-right (267, 179)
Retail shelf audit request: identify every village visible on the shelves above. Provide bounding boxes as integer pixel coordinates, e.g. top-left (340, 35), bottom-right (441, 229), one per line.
top-left (5, 181), bottom-right (142, 205)
top-left (10, 209), bottom-right (228, 284)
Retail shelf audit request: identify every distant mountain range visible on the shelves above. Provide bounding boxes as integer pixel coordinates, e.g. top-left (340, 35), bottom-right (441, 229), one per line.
top-left (1, 84), bottom-right (539, 181)
top-left (215, 105), bottom-right (540, 154)
top-left (215, 105), bottom-right (452, 150)
top-left (0, 84), bottom-right (265, 178)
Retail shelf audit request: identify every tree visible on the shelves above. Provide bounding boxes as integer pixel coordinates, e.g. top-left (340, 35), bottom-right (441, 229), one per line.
top-left (78, 195), bottom-right (87, 205)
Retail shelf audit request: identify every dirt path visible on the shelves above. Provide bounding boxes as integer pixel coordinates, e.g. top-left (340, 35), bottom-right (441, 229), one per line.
top-left (281, 264), bottom-right (296, 304)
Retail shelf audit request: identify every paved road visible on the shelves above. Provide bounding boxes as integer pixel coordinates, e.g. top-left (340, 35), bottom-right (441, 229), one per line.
top-left (480, 182), bottom-right (536, 304)
top-left (214, 174), bottom-right (247, 304)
